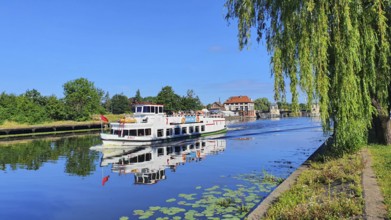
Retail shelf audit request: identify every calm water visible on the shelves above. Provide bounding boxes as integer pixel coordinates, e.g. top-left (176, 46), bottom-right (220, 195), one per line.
top-left (0, 118), bottom-right (327, 220)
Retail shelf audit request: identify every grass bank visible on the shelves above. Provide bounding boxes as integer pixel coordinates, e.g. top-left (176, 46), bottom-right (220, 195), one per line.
top-left (368, 144), bottom-right (391, 219)
top-left (264, 148), bottom-right (364, 219)
top-left (0, 114), bottom-right (123, 129)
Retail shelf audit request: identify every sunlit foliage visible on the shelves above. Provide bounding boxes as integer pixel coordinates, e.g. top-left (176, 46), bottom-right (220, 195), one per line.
top-left (225, 0), bottom-right (391, 148)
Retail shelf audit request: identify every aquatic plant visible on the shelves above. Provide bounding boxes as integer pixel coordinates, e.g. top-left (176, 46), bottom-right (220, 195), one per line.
top-left (130, 170), bottom-right (281, 219)
top-left (262, 170), bottom-right (285, 184)
top-left (216, 197), bottom-right (234, 207)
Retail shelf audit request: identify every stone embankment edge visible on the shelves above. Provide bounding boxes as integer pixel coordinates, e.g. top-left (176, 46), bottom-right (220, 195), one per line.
top-left (246, 139), bottom-right (330, 219)
top-left (0, 122), bottom-right (102, 140)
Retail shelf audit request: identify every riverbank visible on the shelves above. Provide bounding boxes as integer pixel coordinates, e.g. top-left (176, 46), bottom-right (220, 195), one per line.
top-left (0, 121), bottom-right (103, 140)
top-left (0, 114), bottom-right (126, 139)
top-left (248, 142), bottom-right (390, 219)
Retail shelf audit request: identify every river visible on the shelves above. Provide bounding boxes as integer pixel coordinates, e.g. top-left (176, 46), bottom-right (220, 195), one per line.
top-left (0, 117), bottom-right (327, 220)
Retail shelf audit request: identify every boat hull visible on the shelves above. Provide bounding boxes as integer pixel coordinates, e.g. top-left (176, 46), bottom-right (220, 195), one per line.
top-left (101, 128), bottom-right (227, 146)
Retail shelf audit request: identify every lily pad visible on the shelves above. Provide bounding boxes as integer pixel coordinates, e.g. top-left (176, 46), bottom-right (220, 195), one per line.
top-left (160, 207), bottom-right (186, 215)
top-left (149, 206), bottom-right (161, 211)
top-left (133, 210), bottom-right (146, 215)
top-left (205, 185), bottom-right (220, 191)
top-left (166, 198), bottom-right (176, 203)
top-left (178, 193), bottom-right (197, 200)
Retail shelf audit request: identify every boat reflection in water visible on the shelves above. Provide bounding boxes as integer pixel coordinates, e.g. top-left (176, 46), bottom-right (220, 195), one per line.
top-left (91, 139), bottom-right (226, 184)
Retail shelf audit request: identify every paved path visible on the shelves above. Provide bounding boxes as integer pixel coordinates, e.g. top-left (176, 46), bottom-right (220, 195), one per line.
top-left (361, 149), bottom-right (387, 219)
top-left (247, 148), bottom-right (388, 220)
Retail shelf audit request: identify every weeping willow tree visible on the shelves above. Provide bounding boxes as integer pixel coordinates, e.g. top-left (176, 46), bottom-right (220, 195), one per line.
top-left (225, 0), bottom-right (391, 149)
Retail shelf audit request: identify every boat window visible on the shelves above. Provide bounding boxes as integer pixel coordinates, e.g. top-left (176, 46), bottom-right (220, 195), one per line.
top-left (143, 106), bottom-right (150, 113)
top-left (146, 153), bottom-right (152, 161)
top-left (157, 129), bottom-right (163, 137)
top-left (195, 126), bottom-right (199, 133)
top-left (202, 142), bottom-right (206, 147)
top-left (159, 107), bottom-right (163, 113)
top-left (174, 127), bottom-right (180, 135)
top-left (190, 144), bottom-right (194, 149)
top-left (138, 154), bottom-right (145, 162)
top-left (195, 142), bottom-right (200, 148)
top-left (166, 128), bottom-right (172, 136)
top-left (138, 129), bottom-right (145, 136)
top-left (167, 147), bottom-right (173, 155)
top-left (137, 106), bottom-right (142, 113)
top-left (182, 146), bottom-right (187, 151)
top-left (182, 127), bottom-right (187, 134)
top-left (145, 129), bottom-right (151, 136)
top-left (129, 130), bottom-right (137, 136)
top-left (129, 156), bottom-right (137, 163)
top-left (159, 170), bottom-right (165, 178)
top-left (158, 148), bottom-right (164, 156)
top-left (110, 129), bottom-right (114, 134)
top-left (189, 126), bottom-right (194, 133)
top-left (175, 146), bottom-right (181, 153)
top-left (123, 130), bottom-right (129, 136)
top-left (155, 107), bottom-right (158, 114)
top-left (201, 125), bottom-right (205, 132)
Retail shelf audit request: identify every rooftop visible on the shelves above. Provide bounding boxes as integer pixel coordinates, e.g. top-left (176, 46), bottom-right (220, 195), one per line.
top-left (224, 96), bottom-right (253, 104)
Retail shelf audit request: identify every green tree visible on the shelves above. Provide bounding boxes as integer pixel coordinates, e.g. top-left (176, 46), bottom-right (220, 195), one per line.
top-left (45, 95), bottom-right (67, 120)
top-left (134, 89), bottom-right (142, 103)
top-left (254, 97), bottom-right (270, 112)
top-left (156, 86), bottom-right (181, 111)
top-left (181, 89), bottom-right (203, 111)
top-left (111, 93), bottom-right (130, 114)
top-left (0, 92), bottom-right (16, 124)
top-left (102, 92), bottom-right (112, 113)
top-left (24, 89), bottom-right (47, 106)
top-left (225, 0), bottom-right (391, 148)
top-left (299, 103), bottom-right (308, 111)
top-left (63, 78), bottom-right (104, 121)
top-left (142, 96), bottom-right (157, 103)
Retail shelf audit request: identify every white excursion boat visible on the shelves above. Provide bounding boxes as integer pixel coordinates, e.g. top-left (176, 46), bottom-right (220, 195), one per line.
top-left (92, 139), bottom-right (226, 184)
top-left (100, 103), bottom-right (227, 146)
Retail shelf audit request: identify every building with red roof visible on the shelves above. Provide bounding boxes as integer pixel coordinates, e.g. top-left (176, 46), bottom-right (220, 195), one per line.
top-left (223, 96), bottom-right (255, 117)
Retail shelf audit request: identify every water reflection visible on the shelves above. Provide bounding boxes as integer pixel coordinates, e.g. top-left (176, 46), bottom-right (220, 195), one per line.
top-left (91, 139), bottom-right (226, 185)
top-left (0, 135), bottom-right (101, 176)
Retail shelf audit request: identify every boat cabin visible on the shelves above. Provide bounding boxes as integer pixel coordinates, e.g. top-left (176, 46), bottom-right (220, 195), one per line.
top-left (133, 104), bottom-right (164, 115)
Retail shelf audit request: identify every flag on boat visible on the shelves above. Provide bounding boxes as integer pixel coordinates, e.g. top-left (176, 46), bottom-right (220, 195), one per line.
top-left (102, 175), bottom-right (110, 186)
top-left (100, 115), bottom-right (109, 123)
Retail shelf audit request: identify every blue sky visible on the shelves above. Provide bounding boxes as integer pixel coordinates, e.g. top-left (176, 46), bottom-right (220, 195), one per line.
top-left (0, 0), bottom-right (276, 105)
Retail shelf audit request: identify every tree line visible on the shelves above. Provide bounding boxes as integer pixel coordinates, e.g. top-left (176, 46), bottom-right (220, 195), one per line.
top-left (0, 78), bottom-right (204, 125)
top-left (104, 86), bottom-right (203, 115)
